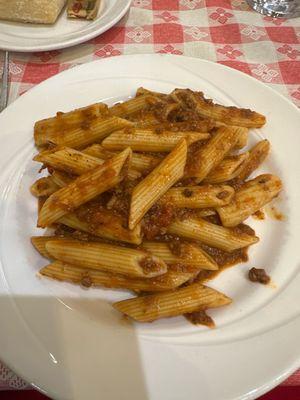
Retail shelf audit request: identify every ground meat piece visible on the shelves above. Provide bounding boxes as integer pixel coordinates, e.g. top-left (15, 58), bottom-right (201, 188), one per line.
top-left (81, 275), bottom-right (92, 288)
top-left (252, 209), bottom-right (265, 220)
top-left (248, 267), bottom-right (270, 284)
top-left (216, 190), bottom-right (230, 200)
top-left (68, 230), bottom-right (91, 241)
top-left (182, 188), bottom-right (194, 198)
top-left (142, 204), bottom-right (175, 239)
top-left (185, 310), bottom-right (215, 328)
top-left (139, 257), bottom-right (162, 275)
top-left (168, 240), bottom-right (183, 257)
top-left (175, 208), bottom-right (195, 221)
top-left (80, 120), bottom-right (91, 130)
top-left (107, 179), bottom-right (140, 219)
top-left (227, 178), bottom-right (244, 191)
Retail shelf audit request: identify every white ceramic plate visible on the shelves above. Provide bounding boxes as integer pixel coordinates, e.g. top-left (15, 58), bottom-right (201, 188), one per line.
top-left (0, 0), bottom-right (131, 52)
top-left (0, 55), bottom-right (299, 400)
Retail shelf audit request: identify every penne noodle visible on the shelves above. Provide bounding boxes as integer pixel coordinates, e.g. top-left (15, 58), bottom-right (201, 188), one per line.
top-left (110, 95), bottom-right (157, 118)
top-left (196, 209), bottom-right (217, 218)
top-left (31, 236), bottom-right (56, 259)
top-left (59, 210), bottom-right (142, 245)
top-left (35, 147), bottom-right (140, 180)
top-left (172, 89), bottom-right (266, 128)
top-left (130, 153), bottom-right (162, 173)
top-left (38, 148), bottom-right (132, 227)
top-left (167, 216), bottom-right (259, 251)
top-left (136, 87), bottom-right (167, 99)
top-left (102, 129), bottom-right (209, 152)
top-left (113, 283), bottom-right (232, 322)
top-left (236, 139), bottom-right (270, 181)
top-left (51, 170), bottom-right (73, 187)
top-left (31, 235), bottom-right (86, 260)
top-left (186, 126), bottom-right (245, 183)
top-left (45, 239), bottom-right (167, 278)
top-left (40, 261), bottom-right (192, 292)
top-left (142, 241), bottom-right (218, 270)
top-left (84, 144), bottom-right (162, 174)
top-left (34, 103), bottom-right (108, 147)
top-left (43, 116), bottom-right (133, 149)
top-left (34, 147), bottom-right (105, 175)
top-left (233, 127), bottom-right (248, 149)
top-left (217, 174), bottom-right (282, 227)
top-left (160, 184), bottom-right (235, 208)
top-left (82, 143), bottom-right (114, 159)
top-left (30, 176), bottom-right (59, 197)
top-left (203, 152), bottom-right (249, 184)
top-left (38, 196), bottom-right (47, 216)
top-left (129, 139), bottom-right (187, 229)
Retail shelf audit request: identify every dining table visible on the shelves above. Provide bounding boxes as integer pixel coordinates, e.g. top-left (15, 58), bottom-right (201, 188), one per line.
top-left (0, 0), bottom-right (299, 398)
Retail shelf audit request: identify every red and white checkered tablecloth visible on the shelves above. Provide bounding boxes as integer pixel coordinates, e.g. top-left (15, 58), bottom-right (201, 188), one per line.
top-left (0, 0), bottom-right (299, 392)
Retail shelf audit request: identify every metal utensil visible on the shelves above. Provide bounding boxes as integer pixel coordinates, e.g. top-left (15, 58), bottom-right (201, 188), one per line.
top-left (0, 51), bottom-right (9, 112)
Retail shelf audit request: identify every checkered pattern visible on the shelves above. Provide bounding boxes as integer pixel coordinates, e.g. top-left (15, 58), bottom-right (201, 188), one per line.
top-left (0, 0), bottom-right (299, 391)
top-left (0, 0), bottom-right (299, 106)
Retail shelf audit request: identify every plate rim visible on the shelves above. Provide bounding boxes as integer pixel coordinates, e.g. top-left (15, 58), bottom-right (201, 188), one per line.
top-left (0, 0), bottom-right (131, 52)
top-left (0, 54), bottom-right (299, 400)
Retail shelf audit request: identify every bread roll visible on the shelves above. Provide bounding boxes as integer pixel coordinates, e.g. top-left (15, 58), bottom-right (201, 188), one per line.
top-left (0, 0), bottom-right (67, 24)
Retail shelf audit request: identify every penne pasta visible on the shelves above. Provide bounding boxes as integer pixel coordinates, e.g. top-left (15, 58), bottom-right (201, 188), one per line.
top-left (35, 147), bottom-right (140, 180)
top-left (172, 89), bottom-right (266, 128)
top-left (136, 87), bottom-right (167, 99)
top-left (50, 170), bottom-right (73, 187)
top-left (196, 209), bottom-right (217, 218)
top-left (130, 153), bottom-right (162, 173)
top-left (34, 147), bottom-right (105, 175)
top-left (38, 196), bottom-right (47, 216)
top-left (45, 239), bottom-right (167, 278)
top-left (102, 129), bottom-right (209, 152)
top-left (142, 241), bottom-right (218, 270)
top-left (160, 184), bottom-right (234, 208)
top-left (82, 143), bottom-right (114, 159)
top-left (30, 86), bottom-right (283, 328)
top-left (40, 261), bottom-right (192, 292)
top-left (203, 152), bottom-right (249, 184)
top-left (34, 103), bottom-right (108, 147)
top-left (38, 148), bottom-right (132, 227)
top-left (31, 236), bottom-right (55, 259)
top-left (31, 235), bottom-right (80, 259)
top-left (110, 95), bottom-right (157, 118)
top-left (233, 127), bottom-right (248, 149)
top-left (129, 139), bottom-right (187, 229)
top-left (113, 283), bottom-right (232, 322)
top-left (186, 126), bottom-right (245, 183)
top-left (236, 139), bottom-right (270, 181)
top-left (167, 216), bottom-right (259, 251)
top-left (43, 116), bottom-right (133, 149)
top-left (217, 174), bottom-right (282, 227)
top-left (84, 144), bottom-right (162, 174)
top-left (30, 176), bottom-right (59, 197)
top-left (59, 209), bottom-right (142, 245)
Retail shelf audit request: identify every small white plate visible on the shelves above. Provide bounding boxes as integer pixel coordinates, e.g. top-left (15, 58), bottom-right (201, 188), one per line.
top-left (0, 0), bottom-right (131, 52)
top-left (0, 55), bottom-right (299, 400)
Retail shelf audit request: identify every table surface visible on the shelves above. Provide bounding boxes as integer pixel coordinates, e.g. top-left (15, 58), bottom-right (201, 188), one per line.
top-left (0, 0), bottom-right (299, 395)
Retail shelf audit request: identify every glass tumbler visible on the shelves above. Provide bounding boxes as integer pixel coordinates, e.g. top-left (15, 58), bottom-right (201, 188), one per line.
top-left (246, 0), bottom-right (300, 17)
